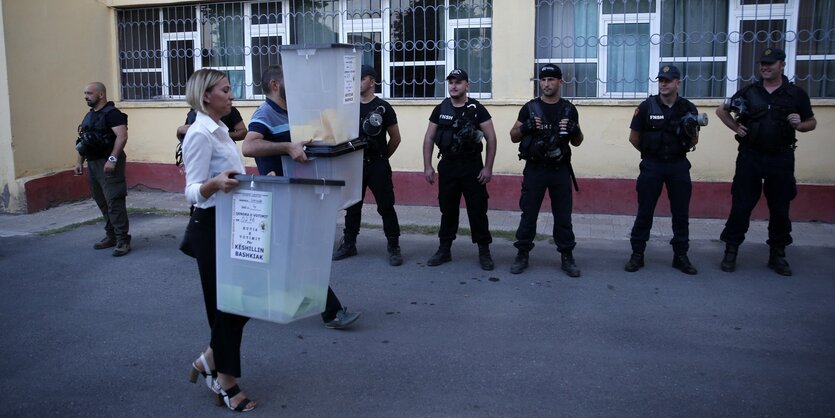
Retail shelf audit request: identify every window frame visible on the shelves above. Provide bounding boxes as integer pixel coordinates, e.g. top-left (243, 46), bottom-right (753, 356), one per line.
top-left (726, 1), bottom-right (797, 93)
top-left (534, 0), bottom-right (832, 99)
top-left (117, 0), bottom-right (492, 101)
top-left (598, 8), bottom-right (660, 98)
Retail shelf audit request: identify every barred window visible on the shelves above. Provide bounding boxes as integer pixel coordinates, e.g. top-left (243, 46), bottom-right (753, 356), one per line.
top-left (535, 0), bottom-right (835, 99)
top-left (116, 0), bottom-right (492, 101)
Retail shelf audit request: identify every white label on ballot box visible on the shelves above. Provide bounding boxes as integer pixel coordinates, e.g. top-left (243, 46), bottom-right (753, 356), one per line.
top-left (343, 54), bottom-right (356, 104)
top-left (230, 190), bottom-right (272, 263)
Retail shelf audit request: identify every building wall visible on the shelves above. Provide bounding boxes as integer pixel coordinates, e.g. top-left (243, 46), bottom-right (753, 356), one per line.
top-left (57, 99), bottom-right (835, 184)
top-left (2, 0), bottom-right (834, 219)
top-left (0, 2), bottom-right (20, 211)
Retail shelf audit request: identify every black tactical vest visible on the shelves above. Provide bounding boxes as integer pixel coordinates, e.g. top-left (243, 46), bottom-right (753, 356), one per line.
top-left (433, 98), bottom-right (482, 157)
top-left (517, 99), bottom-right (572, 163)
top-left (739, 79), bottom-right (799, 153)
top-left (79, 102), bottom-right (118, 159)
top-left (640, 96), bottom-right (688, 161)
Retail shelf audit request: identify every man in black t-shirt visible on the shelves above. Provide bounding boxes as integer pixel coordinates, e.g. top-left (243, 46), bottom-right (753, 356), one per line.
top-left (422, 69), bottom-right (498, 271)
top-left (74, 82), bottom-right (131, 256)
top-left (333, 65), bottom-right (404, 266)
top-left (509, 64), bottom-right (584, 277)
top-left (715, 48), bottom-right (817, 276)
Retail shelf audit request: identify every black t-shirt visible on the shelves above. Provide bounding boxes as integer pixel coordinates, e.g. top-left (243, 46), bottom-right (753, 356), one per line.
top-left (517, 97), bottom-right (579, 126)
top-left (79, 101), bottom-right (127, 156)
top-left (431, 97), bottom-right (490, 175)
top-left (104, 108), bottom-right (128, 128)
top-left (630, 95), bottom-right (697, 159)
top-left (185, 107), bottom-right (243, 132)
top-left (731, 76), bottom-right (813, 151)
top-left (83, 102), bottom-right (127, 130)
top-left (429, 97), bottom-right (491, 125)
top-left (360, 96), bottom-right (397, 157)
top-left (731, 77), bottom-right (814, 121)
top-left (629, 95), bottom-right (695, 132)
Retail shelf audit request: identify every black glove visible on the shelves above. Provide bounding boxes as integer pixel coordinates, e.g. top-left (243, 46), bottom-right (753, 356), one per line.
top-left (520, 118), bottom-right (538, 135)
top-left (563, 119), bottom-right (579, 136)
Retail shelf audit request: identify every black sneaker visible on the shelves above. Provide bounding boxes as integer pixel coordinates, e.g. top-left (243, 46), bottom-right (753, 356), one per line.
top-left (510, 252), bottom-right (529, 274)
top-left (672, 254), bottom-right (698, 275)
top-left (324, 308), bottom-right (361, 329)
top-left (624, 252), bottom-right (644, 272)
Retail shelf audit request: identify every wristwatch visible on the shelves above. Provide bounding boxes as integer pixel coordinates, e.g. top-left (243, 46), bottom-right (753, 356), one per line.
top-left (107, 155), bottom-right (118, 163)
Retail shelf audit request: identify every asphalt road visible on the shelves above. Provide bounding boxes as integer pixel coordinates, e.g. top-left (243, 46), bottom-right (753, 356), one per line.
top-left (1, 213), bottom-right (834, 417)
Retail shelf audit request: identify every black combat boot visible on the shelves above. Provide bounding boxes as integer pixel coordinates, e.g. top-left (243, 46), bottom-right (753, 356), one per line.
top-left (560, 251), bottom-right (581, 277)
top-left (510, 251), bottom-right (529, 274)
top-left (332, 234), bottom-right (357, 260)
top-left (672, 253), bottom-right (698, 275)
top-left (767, 246), bottom-right (792, 276)
top-left (387, 236), bottom-right (403, 266)
top-left (478, 243), bottom-right (494, 271)
top-left (624, 252), bottom-right (644, 272)
top-left (720, 244), bottom-right (738, 272)
top-left (427, 241), bottom-right (452, 266)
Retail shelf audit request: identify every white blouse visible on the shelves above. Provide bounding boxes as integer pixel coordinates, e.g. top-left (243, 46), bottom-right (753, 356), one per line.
top-left (182, 111), bottom-right (245, 209)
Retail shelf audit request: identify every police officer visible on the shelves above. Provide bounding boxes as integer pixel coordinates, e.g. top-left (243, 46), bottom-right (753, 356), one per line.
top-left (74, 82), bottom-right (131, 257)
top-left (333, 65), bottom-right (403, 266)
top-left (624, 65), bottom-right (700, 275)
top-left (422, 69), bottom-right (498, 271)
top-left (509, 64), bottom-right (583, 277)
top-left (715, 48), bottom-right (817, 276)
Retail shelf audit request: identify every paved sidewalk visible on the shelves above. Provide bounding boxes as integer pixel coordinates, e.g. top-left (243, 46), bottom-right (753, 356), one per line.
top-left (1, 189), bottom-right (833, 247)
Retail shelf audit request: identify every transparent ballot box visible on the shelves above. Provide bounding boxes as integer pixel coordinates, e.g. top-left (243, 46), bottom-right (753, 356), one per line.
top-left (280, 43), bottom-right (361, 145)
top-left (215, 175), bottom-right (345, 324)
top-left (281, 139), bottom-right (366, 210)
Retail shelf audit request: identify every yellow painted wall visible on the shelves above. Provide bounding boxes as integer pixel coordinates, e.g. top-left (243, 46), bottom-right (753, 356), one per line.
top-left (365, 101), bottom-right (834, 184)
top-left (4, 0), bottom-right (117, 178)
top-left (0, 1), bottom-right (21, 211)
top-left (3, 0), bottom-right (833, 208)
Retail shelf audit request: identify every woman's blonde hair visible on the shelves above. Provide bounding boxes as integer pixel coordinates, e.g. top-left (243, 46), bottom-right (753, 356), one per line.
top-left (185, 69), bottom-right (227, 114)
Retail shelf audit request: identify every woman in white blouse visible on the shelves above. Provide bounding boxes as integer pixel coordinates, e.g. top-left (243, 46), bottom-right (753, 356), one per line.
top-left (181, 69), bottom-right (255, 412)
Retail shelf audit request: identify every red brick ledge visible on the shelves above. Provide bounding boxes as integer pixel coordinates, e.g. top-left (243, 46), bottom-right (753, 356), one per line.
top-left (24, 162), bottom-right (835, 222)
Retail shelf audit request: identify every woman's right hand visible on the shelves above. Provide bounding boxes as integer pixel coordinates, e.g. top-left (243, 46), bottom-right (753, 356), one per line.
top-left (212, 169), bottom-right (240, 193)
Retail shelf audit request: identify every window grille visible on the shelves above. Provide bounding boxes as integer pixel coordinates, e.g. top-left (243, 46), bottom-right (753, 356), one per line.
top-left (116, 0), bottom-right (492, 101)
top-left (535, 0), bottom-right (835, 99)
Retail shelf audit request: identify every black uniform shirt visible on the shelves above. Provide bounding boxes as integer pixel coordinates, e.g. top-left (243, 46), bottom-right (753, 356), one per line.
top-left (429, 97), bottom-right (491, 125)
top-left (429, 97), bottom-right (491, 175)
top-left (517, 97), bottom-right (579, 126)
top-left (360, 96), bottom-right (397, 158)
top-left (630, 95), bottom-right (697, 160)
top-left (629, 95), bottom-right (688, 132)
